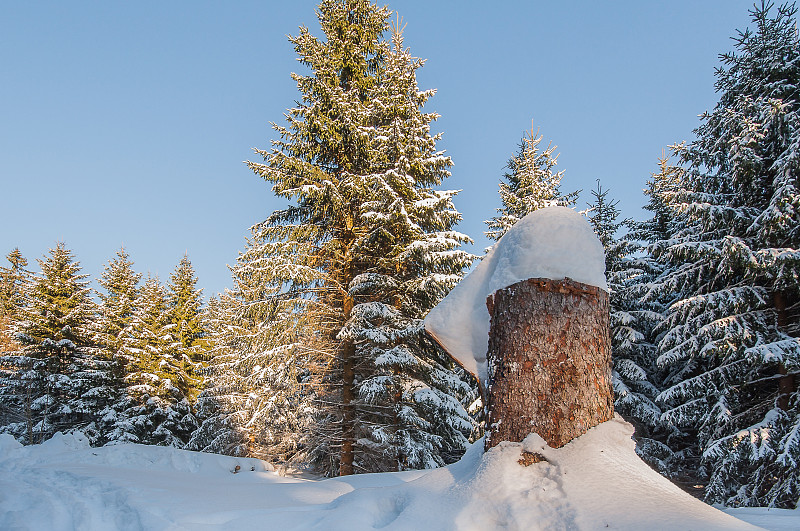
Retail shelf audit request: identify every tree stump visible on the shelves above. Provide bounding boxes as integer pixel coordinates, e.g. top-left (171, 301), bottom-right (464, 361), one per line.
top-left (484, 277), bottom-right (613, 451)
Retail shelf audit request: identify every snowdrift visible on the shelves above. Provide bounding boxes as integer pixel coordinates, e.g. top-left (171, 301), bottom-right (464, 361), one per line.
top-left (0, 416), bottom-right (773, 530)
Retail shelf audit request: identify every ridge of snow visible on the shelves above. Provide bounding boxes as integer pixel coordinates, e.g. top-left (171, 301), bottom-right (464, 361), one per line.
top-left (424, 206), bottom-right (607, 384)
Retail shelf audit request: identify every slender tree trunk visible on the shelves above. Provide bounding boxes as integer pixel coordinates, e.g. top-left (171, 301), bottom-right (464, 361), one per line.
top-left (774, 291), bottom-right (795, 411)
top-left (339, 294), bottom-right (356, 476)
top-left (485, 277), bottom-right (613, 451)
top-left (25, 384), bottom-right (33, 444)
top-left (392, 367), bottom-right (403, 472)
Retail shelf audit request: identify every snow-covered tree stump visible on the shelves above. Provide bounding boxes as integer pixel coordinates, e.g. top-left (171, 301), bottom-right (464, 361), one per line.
top-left (484, 277), bottom-right (613, 450)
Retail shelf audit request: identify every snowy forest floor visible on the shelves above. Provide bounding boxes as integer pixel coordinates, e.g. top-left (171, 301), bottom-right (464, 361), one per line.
top-left (0, 415), bottom-right (796, 530)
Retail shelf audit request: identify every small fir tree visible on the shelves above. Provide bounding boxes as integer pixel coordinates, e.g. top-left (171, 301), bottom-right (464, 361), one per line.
top-left (1, 243), bottom-right (112, 444)
top-left (104, 275), bottom-right (199, 446)
top-left (166, 254), bottom-right (207, 369)
top-left (0, 248), bottom-right (30, 323)
top-left (95, 248), bottom-right (141, 357)
top-left (485, 124), bottom-right (578, 242)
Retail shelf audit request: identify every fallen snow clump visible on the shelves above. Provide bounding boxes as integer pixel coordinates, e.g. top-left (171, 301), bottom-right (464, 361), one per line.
top-left (425, 206), bottom-right (607, 384)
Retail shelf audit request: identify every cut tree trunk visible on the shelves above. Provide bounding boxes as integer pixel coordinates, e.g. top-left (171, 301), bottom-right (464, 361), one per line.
top-left (485, 277), bottom-right (613, 451)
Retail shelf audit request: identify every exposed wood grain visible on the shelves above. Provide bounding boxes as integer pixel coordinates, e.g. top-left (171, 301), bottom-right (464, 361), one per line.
top-left (485, 277), bottom-right (613, 450)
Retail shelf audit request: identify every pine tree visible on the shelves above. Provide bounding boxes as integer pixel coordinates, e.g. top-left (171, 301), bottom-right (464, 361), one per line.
top-left (485, 125), bottom-right (578, 242)
top-left (95, 248), bottom-right (141, 358)
top-left (0, 243), bottom-right (112, 444)
top-left (0, 249), bottom-right (31, 430)
top-left (104, 275), bottom-right (199, 446)
top-left (166, 254), bottom-right (207, 369)
top-left (585, 181), bottom-right (676, 473)
top-left (649, 2), bottom-right (800, 508)
top-left (245, 1), bottom-right (474, 475)
top-left (189, 230), bottom-right (321, 461)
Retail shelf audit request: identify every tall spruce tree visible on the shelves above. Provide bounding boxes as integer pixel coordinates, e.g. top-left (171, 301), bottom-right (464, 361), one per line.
top-left (485, 125), bottom-right (578, 242)
top-left (649, 2), bottom-right (800, 508)
top-left (245, 1), bottom-right (474, 475)
top-left (333, 22), bottom-right (476, 472)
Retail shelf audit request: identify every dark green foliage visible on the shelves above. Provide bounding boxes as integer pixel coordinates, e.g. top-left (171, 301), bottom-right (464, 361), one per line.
top-left (643, 2), bottom-right (800, 508)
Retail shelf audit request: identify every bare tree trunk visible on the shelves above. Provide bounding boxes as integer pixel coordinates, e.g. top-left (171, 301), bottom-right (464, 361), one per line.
top-left (339, 343), bottom-right (355, 475)
top-left (25, 384), bottom-right (33, 444)
top-left (339, 293), bottom-right (356, 476)
top-left (485, 277), bottom-right (613, 451)
top-left (774, 291), bottom-right (795, 411)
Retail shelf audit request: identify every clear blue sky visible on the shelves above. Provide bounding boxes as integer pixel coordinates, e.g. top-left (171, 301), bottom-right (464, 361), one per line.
top-left (1, 0), bottom-right (760, 297)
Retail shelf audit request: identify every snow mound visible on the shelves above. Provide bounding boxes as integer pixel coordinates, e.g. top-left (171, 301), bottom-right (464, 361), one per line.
top-left (0, 417), bottom-right (767, 530)
top-left (425, 206), bottom-right (607, 384)
top-left (0, 433), bottom-right (22, 458)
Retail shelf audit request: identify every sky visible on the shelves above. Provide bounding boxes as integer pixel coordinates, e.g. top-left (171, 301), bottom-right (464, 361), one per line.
top-left (1, 0), bottom-right (763, 297)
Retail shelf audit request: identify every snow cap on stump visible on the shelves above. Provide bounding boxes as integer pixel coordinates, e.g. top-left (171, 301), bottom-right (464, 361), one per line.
top-left (424, 206), bottom-right (606, 385)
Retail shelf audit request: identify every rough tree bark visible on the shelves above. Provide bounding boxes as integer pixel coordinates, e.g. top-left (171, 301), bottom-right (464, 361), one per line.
top-left (484, 277), bottom-right (613, 451)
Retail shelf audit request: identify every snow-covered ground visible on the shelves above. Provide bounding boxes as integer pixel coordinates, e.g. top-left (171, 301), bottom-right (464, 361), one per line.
top-left (1, 415), bottom-right (794, 530)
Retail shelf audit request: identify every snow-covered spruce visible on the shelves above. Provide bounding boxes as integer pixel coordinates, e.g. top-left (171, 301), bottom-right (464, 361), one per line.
top-left (642, 2), bottom-right (800, 508)
top-left (102, 271), bottom-right (201, 448)
top-left (239, 1), bottom-right (476, 475)
top-left (0, 243), bottom-right (113, 445)
top-left (584, 181), bottom-right (678, 473)
top-left (484, 125), bottom-right (578, 244)
top-left (189, 230), bottom-right (320, 462)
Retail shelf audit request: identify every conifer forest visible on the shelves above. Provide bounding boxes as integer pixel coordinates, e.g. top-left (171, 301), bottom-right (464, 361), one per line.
top-left (2, 0), bottom-right (800, 512)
